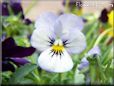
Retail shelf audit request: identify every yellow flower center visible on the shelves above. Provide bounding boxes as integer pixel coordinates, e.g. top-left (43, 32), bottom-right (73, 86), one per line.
top-left (50, 39), bottom-right (65, 56)
top-left (52, 45), bottom-right (64, 53)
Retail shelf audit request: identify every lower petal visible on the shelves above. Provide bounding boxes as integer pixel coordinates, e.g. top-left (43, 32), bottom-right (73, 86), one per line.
top-left (38, 48), bottom-right (73, 73)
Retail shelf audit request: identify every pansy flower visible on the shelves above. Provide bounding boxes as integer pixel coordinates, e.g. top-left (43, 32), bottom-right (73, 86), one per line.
top-left (99, 8), bottom-right (108, 23)
top-left (78, 46), bottom-right (100, 71)
top-left (99, 8), bottom-right (114, 45)
top-left (2, 37), bottom-right (35, 71)
top-left (31, 12), bottom-right (86, 72)
top-left (1, 0), bottom-right (32, 25)
top-left (78, 46), bottom-right (100, 83)
top-left (1, 0), bottom-right (24, 19)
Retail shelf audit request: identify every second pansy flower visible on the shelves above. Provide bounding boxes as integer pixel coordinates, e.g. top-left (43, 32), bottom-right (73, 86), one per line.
top-left (31, 12), bottom-right (86, 72)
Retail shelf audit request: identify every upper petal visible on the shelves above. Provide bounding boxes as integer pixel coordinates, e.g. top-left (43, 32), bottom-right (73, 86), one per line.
top-left (35, 12), bottom-right (58, 30)
top-left (31, 12), bottom-right (58, 52)
top-left (55, 13), bottom-right (84, 32)
top-left (38, 48), bottom-right (73, 73)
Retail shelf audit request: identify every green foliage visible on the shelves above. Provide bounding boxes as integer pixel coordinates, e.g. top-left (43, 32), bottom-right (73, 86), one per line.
top-left (1, 0), bottom-right (114, 85)
top-left (74, 69), bottom-right (85, 84)
top-left (2, 15), bottom-right (34, 38)
top-left (8, 63), bottom-right (37, 84)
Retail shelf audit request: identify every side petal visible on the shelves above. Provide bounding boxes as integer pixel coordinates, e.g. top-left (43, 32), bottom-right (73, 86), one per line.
top-left (2, 37), bottom-right (35, 58)
top-left (2, 46), bottom-right (35, 58)
top-left (62, 29), bottom-right (86, 54)
top-left (31, 12), bottom-right (58, 52)
top-left (31, 27), bottom-right (56, 52)
top-left (38, 48), bottom-right (73, 72)
top-left (2, 37), bottom-right (16, 49)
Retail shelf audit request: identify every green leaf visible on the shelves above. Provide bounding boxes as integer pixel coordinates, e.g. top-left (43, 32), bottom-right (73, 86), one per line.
top-left (19, 78), bottom-right (35, 84)
top-left (8, 63), bottom-right (37, 84)
top-left (82, 20), bottom-right (99, 35)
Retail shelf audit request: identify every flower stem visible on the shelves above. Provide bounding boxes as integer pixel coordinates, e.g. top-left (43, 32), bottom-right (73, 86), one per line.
top-left (59, 73), bottom-right (63, 84)
top-left (24, 0), bottom-right (37, 15)
top-left (31, 72), bottom-right (41, 84)
top-left (86, 21), bottom-right (99, 40)
top-left (94, 29), bottom-right (112, 47)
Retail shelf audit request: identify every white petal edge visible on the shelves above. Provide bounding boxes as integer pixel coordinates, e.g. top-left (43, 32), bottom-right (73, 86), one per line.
top-left (35, 12), bottom-right (58, 30)
top-left (55, 13), bottom-right (84, 32)
top-left (31, 12), bottom-right (58, 52)
top-left (61, 29), bottom-right (86, 54)
top-left (31, 27), bottom-right (56, 52)
top-left (38, 48), bottom-right (73, 72)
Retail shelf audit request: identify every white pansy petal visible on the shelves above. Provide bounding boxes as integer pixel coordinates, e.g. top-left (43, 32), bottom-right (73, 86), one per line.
top-left (56, 14), bottom-right (84, 31)
top-left (35, 12), bottom-right (58, 29)
top-left (54, 21), bottom-right (63, 37)
top-left (31, 12), bottom-right (57, 52)
top-left (38, 48), bottom-right (73, 72)
top-left (31, 28), bottom-right (56, 52)
top-left (62, 29), bottom-right (86, 54)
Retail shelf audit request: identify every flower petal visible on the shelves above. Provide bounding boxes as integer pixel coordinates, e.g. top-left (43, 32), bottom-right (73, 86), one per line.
top-left (1, 2), bottom-right (9, 16)
top-left (2, 61), bottom-right (15, 72)
top-left (56, 14), bottom-right (84, 31)
top-left (10, 58), bottom-right (29, 66)
top-left (87, 46), bottom-right (100, 56)
top-left (35, 12), bottom-right (58, 30)
top-left (78, 46), bottom-right (100, 71)
top-left (31, 27), bottom-right (55, 52)
top-left (38, 48), bottom-right (73, 72)
top-left (2, 37), bottom-right (16, 48)
top-left (99, 8), bottom-right (108, 23)
top-left (2, 37), bottom-right (35, 58)
top-left (78, 57), bottom-right (89, 70)
top-left (24, 18), bottom-right (32, 25)
top-left (1, 2), bottom-right (24, 19)
top-left (31, 12), bottom-right (58, 52)
top-left (3, 46), bottom-right (35, 58)
top-left (11, 2), bottom-right (24, 19)
top-left (62, 29), bottom-right (86, 54)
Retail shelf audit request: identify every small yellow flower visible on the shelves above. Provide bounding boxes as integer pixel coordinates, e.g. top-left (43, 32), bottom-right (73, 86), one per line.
top-left (108, 10), bottom-right (113, 26)
top-left (108, 10), bottom-right (114, 37)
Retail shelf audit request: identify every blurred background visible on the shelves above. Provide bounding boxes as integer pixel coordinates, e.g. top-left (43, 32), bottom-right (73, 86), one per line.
top-left (2, 0), bottom-right (112, 21)
top-left (23, 0), bottom-right (112, 20)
